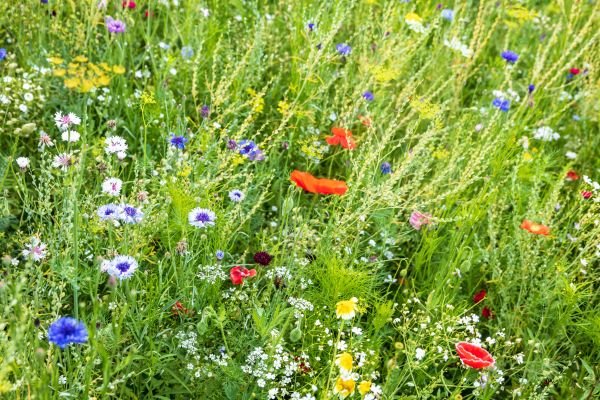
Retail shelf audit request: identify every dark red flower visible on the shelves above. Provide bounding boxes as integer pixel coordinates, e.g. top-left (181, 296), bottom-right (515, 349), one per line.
top-left (582, 191), bottom-right (593, 199)
top-left (122, 1), bottom-right (136, 9)
top-left (482, 306), bottom-right (494, 319)
top-left (171, 301), bottom-right (193, 317)
top-left (473, 289), bottom-right (486, 303)
top-left (230, 266), bottom-right (257, 285)
top-left (144, 9), bottom-right (154, 18)
top-left (455, 341), bottom-right (495, 369)
top-left (566, 170), bottom-right (579, 181)
top-left (253, 251), bottom-right (273, 266)
top-left (569, 68), bottom-right (580, 75)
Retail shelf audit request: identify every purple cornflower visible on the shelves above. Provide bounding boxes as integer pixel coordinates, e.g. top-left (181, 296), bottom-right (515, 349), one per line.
top-left (307, 22), bottom-right (315, 31)
top-left (528, 84), bottom-right (535, 94)
top-left (105, 17), bottom-right (126, 34)
top-left (107, 255), bottom-right (138, 280)
top-left (201, 105), bottom-right (210, 118)
top-left (501, 50), bottom-right (518, 63)
top-left (216, 250), bottom-right (225, 260)
top-left (0, 48), bottom-right (6, 61)
top-left (336, 43), bottom-right (351, 56)
top-left (228, 189), bottom-right (245, 202)
top-left (380, 162), bottom-right (392, 174)
top-left (226, 139), bottom-right (237, 150)
top-left (362, 91), bottom-right (374, 101)
top-left (188, 208), bottom-right (216, 228)
top-left (48, 317), bottom-right (88, 349)
top-left (97, 203), bottom-right (121, 221)
top-left (492, 98), bottom-right (510, 112)
top-left (169, 133), bottom-right (188, 149)
top-left (119, 204), bottom-right (144, 224)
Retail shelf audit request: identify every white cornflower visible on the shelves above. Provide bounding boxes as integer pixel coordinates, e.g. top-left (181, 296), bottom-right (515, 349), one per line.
top-left (54, 111), bottom-right (81, 131)
top-left (16, 157), bottom-right (30, 170)
top-left (102, 177), bottom-right (123, 196)
top-left (61, 130), bottom-right (81, 142)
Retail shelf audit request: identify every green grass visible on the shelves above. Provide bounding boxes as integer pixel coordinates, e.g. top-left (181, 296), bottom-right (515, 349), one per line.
top-left (1, 0), bottom-right (599, 399)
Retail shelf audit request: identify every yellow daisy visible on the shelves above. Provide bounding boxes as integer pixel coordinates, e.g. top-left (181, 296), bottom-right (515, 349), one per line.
top-left (336, 297), bottom-right (358, 320)
top-left (358, 381), bottom-right (371, 395)
top-left (334, 377), bottom-right (356, 398)
top-left (335, 352), bottom-right (353, 372)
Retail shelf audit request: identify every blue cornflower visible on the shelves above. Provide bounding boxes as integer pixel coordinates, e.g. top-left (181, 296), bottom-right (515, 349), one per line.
top-left (216, 250), bottom-right (225, 260)
top-left (237, 140), bottom-right (265, 161)
top-left (169, 133), bottom-right (188, 149)
top-left (119, 204), bottom-right (144, 224)
top-left (48, 317), bottom-right (88, 349)
top-left (362, 91), bottom-right (374, 101)
top-left (0, 48), bottom-right (6, 61)
top-left (501, 50), bottom-right (519, 63)
top-left (380, 162), bottom-right (392, 174)
top-left (528, 84), bottom-right (535, 94)
top-left (188, 208), bottom-right (216, 228)
top-left (228, 189), bottom-right (245, 202)
top-left (108, 255), bottom-right (138, 280)
top-left (492, 98), bottom-right (510, 112)
top-left (441, 9), bottom-right (454, 21)
top-left (307, 22), bottom-right (315, 31)
top-left (181, 46), bottom-right (194, 59)
top-left (97, 203), bottom-right (121, 221)
top-left (336, 43), bottom-right (351, 56)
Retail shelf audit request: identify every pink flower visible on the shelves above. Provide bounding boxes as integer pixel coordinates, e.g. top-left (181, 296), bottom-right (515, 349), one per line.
top-left (409, 211), bottom-right (432, 230)
top-left (230, 266), bottom-right (257, 285)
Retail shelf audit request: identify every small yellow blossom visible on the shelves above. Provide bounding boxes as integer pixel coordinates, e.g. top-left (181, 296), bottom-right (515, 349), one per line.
top-left (335, 353), bottom-right (353, 372)
top-left (405, 12), bottom-right (423, 23)
top-left (47, 56), bottom-right (64, 65)
top-left (53, 69), bottom-right (66, 77)
top-left (64, 77), bottom-right (80, 89)
top-left (358, 381), bottom-right (371, 395)
top-left (112, 65), bottom-right (126, 74)
top-left (334, 377), bottom-right (356, 398)
top-left (73, 55), bottom-right (88, 63)
top-left (336, 297), bottom-right (358, 320)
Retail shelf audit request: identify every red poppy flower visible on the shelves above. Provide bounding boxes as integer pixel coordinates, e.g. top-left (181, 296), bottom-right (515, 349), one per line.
top-left (230, 266), bottom-right (257, 285)
top-left (520, 220), bottom-right (550, 236)
top-left (290, 170), bottom-right (348, 195)
top-left (566, 170), bottom-right (579, 181)
top-left (473, 289), bottom-right (486, 303)
top-left (482, 306), bottom-right (494, 319)
top-left (455, 341), bottom-right (495, 369)
top-left (326, 127), bottom-right (356, 150)
top-left (569, 68), bottom-right (580, 75)
top-left (582, 191), bottom-right (593, 199)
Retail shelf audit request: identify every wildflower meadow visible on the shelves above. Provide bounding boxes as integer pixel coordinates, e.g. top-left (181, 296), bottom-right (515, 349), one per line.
top-left (1, 1), bottom-right (600, 399)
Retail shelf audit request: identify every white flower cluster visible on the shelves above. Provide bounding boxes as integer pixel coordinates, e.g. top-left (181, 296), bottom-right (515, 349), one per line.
top-left (196, 264), bottom-right (228, 284)
top-left (287, 297), bottom-right (314, 319)
top-left (242, 345), bottom-right (312, 399)
top-left (532, 126), bottom-right (559, 141)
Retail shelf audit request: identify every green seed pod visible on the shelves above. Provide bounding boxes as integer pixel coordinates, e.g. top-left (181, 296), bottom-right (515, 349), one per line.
top-left (289, 326), bottom-right (302, 342)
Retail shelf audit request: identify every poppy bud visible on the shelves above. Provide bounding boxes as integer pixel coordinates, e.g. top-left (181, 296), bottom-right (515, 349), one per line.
top-left (289, 326), bottom-right (302, 342)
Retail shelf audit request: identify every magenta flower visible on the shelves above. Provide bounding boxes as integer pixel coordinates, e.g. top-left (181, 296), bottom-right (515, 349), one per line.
top-left (409, 211), bottom-right (432, 230)
top-left (105, 17), bottom-right (126, 34)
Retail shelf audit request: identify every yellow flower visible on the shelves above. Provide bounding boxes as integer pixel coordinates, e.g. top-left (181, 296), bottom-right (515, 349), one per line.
top-left (405, 12), bottom-right (423, 23)
top-left (334, 377), bottom-right (356, 398)
top-left (335, 353), bottom-right (353, 372)
top-left (73, 55), bottom-right (88, 63)
top-left (358, 381), bottom-right (371, 396)
top-left (47, 56), bottom-right (64, 65)
top-left (231, 154), bottom-right (246, 167)
top-left (336, 297), bottom-right (358, 320)
top-left (112, 65), bottom-right (126, 74)
top-left (80, 79), bottom-right (95, 93)
top-left (99, 62), bottom-right (112, 71)
top-left (94, 74), bottom-right (111, 86)
top-left (53, 68), bottom-right (66, 77)
top-left (64, 77), bottom-right (80, 89)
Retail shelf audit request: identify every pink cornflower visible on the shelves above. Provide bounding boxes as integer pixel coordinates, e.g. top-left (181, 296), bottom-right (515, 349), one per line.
top-left (22, 237), bottom-right (48, 262)
top-left (52, 153), bottom-right (75, 171)
top-left (54, 111), bottom-right (81, 131)
top-left (38, 131), bottom-right (54, 149)
top-left (105, 17), bottom-right (126, 34)
top-left (409, 211), bottom-right (432, 230)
